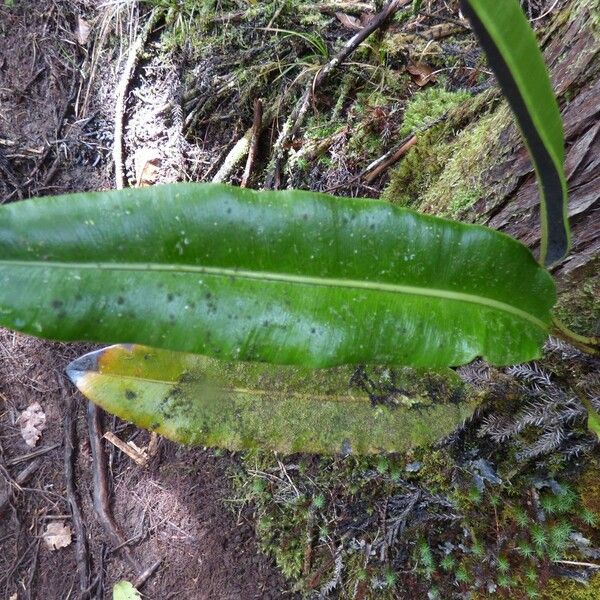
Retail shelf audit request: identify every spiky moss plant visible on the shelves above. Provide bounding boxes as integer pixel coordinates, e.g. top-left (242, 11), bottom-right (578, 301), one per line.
top-left (231, 433), bottom-right (600, 600)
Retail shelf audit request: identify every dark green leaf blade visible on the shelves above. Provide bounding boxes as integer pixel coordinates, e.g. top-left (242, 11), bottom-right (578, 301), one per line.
top-left (461, 0), bottom-right (570, 266)
top-left (67, 344), bottom-right (480, 454)
top-left (0, 183), bottom-right (554, 368)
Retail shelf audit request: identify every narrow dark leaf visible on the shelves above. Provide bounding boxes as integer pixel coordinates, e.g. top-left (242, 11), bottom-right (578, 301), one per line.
top-left (461, 0), bottom-right (570, 265)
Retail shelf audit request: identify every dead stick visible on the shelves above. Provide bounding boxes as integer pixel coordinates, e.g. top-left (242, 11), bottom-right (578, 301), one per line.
top-left (363, 135), bottom-right (417, 183)
top-left (241, 99), bottom-right (263, 188)
top-left (113, 8), bottom-right (164, 189)
top-left (310, 2), bottom-right (375, 15)
top-left (87, 402), bottom-right (142, 574)
top-left (554, 560), bottom-right (600, 569)
top-left (103, 431), bottom-right (147, 466)
top-left (61, 379), bottom-right (92, 597)
top-left (0, 459), bottom-right (42, 515)
top-left (134, 558), bottom-right (163, 589)
top-left (6, 443), bottom-right (61, 467)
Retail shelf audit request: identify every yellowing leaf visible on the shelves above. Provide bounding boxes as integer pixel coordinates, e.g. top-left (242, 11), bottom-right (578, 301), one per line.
top-left (68, 344), bottom-right (480, 454)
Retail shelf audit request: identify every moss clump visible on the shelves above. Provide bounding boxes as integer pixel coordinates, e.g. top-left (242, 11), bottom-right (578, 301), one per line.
top-left (542, 573), bottom-right (600, 600)
top-left (381, 123), bottom-right (450, 207)
top-left (578, 462), bottom-right (600, 520)
top-left (398, 87), bottom-right (471, 137)
top-left (382, 97), bottom-right (510, 216)
top-left (574, 0), bottom-right (600, 38)
top-left (419, 109), bottom-right (508, 217)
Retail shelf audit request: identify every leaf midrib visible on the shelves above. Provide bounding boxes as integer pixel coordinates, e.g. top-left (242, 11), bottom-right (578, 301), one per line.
top-left (78, 371), bottom-right (373, 405)
top-left (1, 259), bottom-right (548, 331)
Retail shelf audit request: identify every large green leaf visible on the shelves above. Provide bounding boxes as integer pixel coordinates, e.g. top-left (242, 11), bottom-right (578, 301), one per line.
top-left (0, 184), bottom-right (554, 368)
top-left (461, 0), bottom-right (570, 266)
top-left (67, 344), bottom-right (479, 454)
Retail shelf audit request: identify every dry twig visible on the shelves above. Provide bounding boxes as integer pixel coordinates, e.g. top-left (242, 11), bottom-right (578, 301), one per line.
top-left (363, 135), bottom-right (417, 183)
top-left (241, 99), bottom-right (264, 188)
top-left (103, 431), bottom-right (148, 467)
top-left (0, 459), bottom-right (42, 515)
top-left (264, 0), bottom-right (411, 188)
top-left (113, 8), bottom-right (164, 189)
top-left (5, 443), bottom-right (61, 467)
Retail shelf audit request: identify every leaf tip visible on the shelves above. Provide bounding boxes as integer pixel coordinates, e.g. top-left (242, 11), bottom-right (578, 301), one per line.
top-left (65, 348), bottom-right (102, 385)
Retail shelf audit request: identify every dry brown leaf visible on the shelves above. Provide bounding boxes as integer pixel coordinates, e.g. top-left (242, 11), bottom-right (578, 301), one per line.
top-left (335, 12), bottom-right (362, 30)
top-left (134, 148), bottom-right (161, 187)
top-left (76, 16), bottom-right (91, 46)
top-left (43, 521), bottom-right (72, 550)
top-left (407, 62), bottom-right (436, 87)
top-left (17, 402), bottom-right (46, 448)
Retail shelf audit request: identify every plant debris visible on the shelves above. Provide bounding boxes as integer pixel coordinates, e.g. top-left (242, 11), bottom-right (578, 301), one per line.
top-left (17, 402), bottom-right (46, 448)
top-left (42, 522), bottom-right (72, 551)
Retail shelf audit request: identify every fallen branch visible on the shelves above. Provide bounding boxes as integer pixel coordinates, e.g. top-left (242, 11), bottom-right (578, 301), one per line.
top-left (241, 99), bottom-right (264, 188)
top-left (113, 8), bottom-right (164, 189)
top-left (134, 558), bottom-right (163, 589)
top-left (211, 129), bottom-right (254, 184)
top-left (310, 2), bottom-right (375, 16)
top-left (62, 378), bottom-right (92, 598)
top-left (363, 135), bottom-right (417, 183)
top-left (103, 431), bottom-right (148, 467)
top-left (554, 559), bottom-right (600, 569)
top-left (314, 0), bottom-right (411, 91)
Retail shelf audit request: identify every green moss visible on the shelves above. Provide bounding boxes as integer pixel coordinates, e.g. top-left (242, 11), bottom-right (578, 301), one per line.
top-left (579, 463), bottom-right (600, 520)
top-left (399, 87), bottom-right (471, 137)
top-left (554, 267), bottom-right (600, 336)
top-left (574, 0), bottom-right (600, 38)
top-left (305, 114), bottom-right (343, 140)
top-left (381, 124), bottom-right (450, 207)
top-left (382, 93), bottom-right (507, 215)
top-left (257, 509), bottom-right (307, 579)
top-left (543, 573), bottom-right (600, 600)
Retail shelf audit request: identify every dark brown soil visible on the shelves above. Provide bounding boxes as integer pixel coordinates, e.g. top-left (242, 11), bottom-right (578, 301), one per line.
top-left (0, 2), bottom-right (297, 599)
